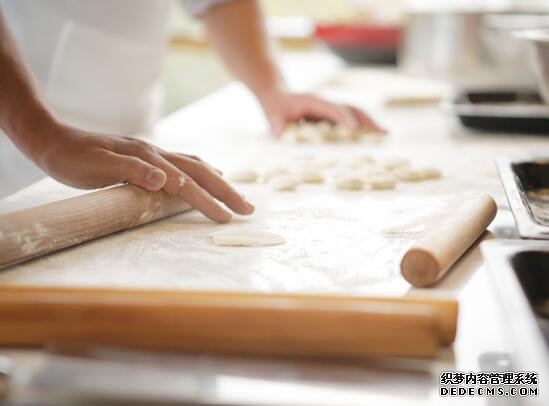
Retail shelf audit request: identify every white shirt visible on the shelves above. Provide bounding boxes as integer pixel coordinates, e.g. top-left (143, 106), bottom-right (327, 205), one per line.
top-left (0, 0), bottom-right (231, 135)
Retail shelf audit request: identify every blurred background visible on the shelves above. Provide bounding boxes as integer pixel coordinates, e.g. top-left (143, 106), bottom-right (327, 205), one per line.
top-left (161, 0), bottom-right (549, 114)
top-left (2, 0), bottom-right (549, 198)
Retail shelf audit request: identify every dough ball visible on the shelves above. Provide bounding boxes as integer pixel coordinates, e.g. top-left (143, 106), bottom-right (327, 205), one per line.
top-left (299, 169), bottom-right (325, 184)
top-left (316, 121), bottom-right (333, 136)
top-left (294, 129), bottom-right (315, 143)
top-left (335, 174), bottom-right (364, 191)
top-left (210, 228), bottom-right (285, 247)
top-left (228, 169), bottom-right (258, 183)
top-left (317, 121), bottom-right (332, 130)
top-left (365, 174), bottom-right (397, 190)
top-left (281, 123), bottom-right (298, 139)
top-left (333, 124), bottom-right (352, 141)
top-left (295, 122), bottom-right (322, 143)
top-left (393, 167), bottom-right (423, 182)
top-left (418, 167), bottom-right (442, 180)
top-left (349, 128), bottom-right (363, 141)
top-left (270, 175), bottom-right (301, 191)
top-left (283, 123), bottom-right (314, 143)
top-left (382, 157), bottom-right (410, 170)
top-left (321, 128), bottom-right (341, 143)
top-left (282, 121), bottom-right (385, 145)
top-left (361, 132), bottom-right (386, 144)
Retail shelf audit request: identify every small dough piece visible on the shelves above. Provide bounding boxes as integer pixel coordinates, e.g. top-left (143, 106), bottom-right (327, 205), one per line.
top-left (349, 128), bottom-right (363, 141)
top-left (228, 169), bottom-right (258, 183)
top-left (283, 123), bottom-right (315, 143)
top-left (383, 157), bottom-right (410, 170)
top-left (316, 121), bottom-right (333, 137)
top-left (294, 128), bottom-right (316, 143)
top-left (335, 174), bottom-right (364, 191)
top-left (270, 175), bottom-right (301, 191)
top-left (333, 124), bottom-right (352, 141)
top-left (418, 167), bottom-right (442, 180)
top-left (393, 167), bottom-right (423, 182)
top-left (320, 124), bottom-right (341, 142)
top-left (282, 123), bottom-right (298, 138)
top-left (282, 121), bottom-right (385, 144)
top-left (211, 228), bottom-right (285, 247)
top-left (361, 131), bottom-right (386, 144)
top-left (295, 122), bottom-right (322, 143)
top-left (365, 174), bottom-right (397, 190)
top-left (299, 169), bottom-right (325, 184)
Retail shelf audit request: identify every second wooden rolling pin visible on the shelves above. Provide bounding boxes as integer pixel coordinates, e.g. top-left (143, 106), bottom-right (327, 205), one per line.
top-left (0, 185), bottom-right (192, 269)
top-left (0, 285), bottom-right (458, 360)
top-left (401, 193), bottom-right (497, 287)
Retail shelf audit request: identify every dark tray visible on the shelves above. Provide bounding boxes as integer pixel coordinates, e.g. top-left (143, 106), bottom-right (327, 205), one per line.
top-left (497, 156), bottom-right (549, 239)
top-left (482, 240), bottom-right (549, 406)
top-left (451, 89), bottom-right (549, 134)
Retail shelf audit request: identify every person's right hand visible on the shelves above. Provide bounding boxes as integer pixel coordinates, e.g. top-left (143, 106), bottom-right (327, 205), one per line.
top-left (33, 123), bottom-right (254, 223)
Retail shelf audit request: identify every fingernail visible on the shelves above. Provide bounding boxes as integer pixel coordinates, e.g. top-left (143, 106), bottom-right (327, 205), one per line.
top-left (215, 210), bottom-right (233, 224)
top-left (145, 169), bottom-right (166, 189)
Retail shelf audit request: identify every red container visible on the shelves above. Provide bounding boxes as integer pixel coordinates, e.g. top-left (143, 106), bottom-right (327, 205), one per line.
top-left (314, 24), bottom-right (402, 64)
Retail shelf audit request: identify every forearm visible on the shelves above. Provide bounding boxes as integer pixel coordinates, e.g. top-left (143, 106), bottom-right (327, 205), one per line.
top-left (0, 9), bottom-right (57, 161)
top-left (201, 0), bottom-right (286, 105)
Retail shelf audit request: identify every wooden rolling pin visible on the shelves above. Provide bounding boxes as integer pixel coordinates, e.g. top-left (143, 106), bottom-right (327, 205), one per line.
top-left (0, 285), bottom-right (458, 360)
top-left (0, 185), bottom-right (192, 269)
top-left (401, 193), bottom-right (497, 287)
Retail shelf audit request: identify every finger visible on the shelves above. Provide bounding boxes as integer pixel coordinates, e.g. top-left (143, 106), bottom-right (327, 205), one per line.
top-left (115, 138), bottom-right (192, 195)
top-left (176, 153), bottom-right (223, 176)
top-left (114, 139), bottom-right (234, 222)
top-left (90, 150), bottom-right (167, 191)
top-left (270, 115), bottom-right (287, 138)
top-left (162, 152), bottom-right (255, 216)
top-left (298, 97), bottom-right (358, 129)
top-left (180, 153), bottom-right (203, 162)
top-left (347, 105), bottom-right (387, 134)
top-left (179, 176), bottom-right (233, 223)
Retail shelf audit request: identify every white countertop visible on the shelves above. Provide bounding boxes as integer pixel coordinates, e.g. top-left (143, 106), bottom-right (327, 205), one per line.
top-left (1, 52), bottom-right (547, 405)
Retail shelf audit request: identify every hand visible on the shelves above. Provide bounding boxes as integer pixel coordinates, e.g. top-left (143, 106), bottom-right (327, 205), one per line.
top-left (259, 89), bottom-right (386, 137)
top-left (33, 123), bottom-right (254, 223)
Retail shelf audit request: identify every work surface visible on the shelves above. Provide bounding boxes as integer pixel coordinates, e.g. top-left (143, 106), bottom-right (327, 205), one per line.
top-left (1, 53), bottom-right (548, 405)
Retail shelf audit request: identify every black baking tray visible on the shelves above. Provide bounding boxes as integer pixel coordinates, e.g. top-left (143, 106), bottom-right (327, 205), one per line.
top-left (497, 156), bottom-right (549, 239)
top-left (451, 89), bottom-right (549, 134)
top-left (482, 240), bottom-right (549, 406)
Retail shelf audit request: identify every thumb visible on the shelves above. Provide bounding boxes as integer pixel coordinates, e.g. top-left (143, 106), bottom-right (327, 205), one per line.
top-left (269, 115), bottom-right (287, 138)
top-left (100, 152), bottom-right (167, 191)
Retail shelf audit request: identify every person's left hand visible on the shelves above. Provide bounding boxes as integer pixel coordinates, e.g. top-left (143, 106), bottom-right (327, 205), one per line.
top-left (259, 90), bottom-right (386, 137)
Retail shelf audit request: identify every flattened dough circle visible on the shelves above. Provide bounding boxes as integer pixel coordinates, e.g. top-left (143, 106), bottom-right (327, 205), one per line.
top-left (210, 228), bottom-right (286, 247)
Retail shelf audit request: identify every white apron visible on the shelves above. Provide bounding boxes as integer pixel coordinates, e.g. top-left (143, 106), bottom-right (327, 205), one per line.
top-left (1, 0), bottom-right (172, 135)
